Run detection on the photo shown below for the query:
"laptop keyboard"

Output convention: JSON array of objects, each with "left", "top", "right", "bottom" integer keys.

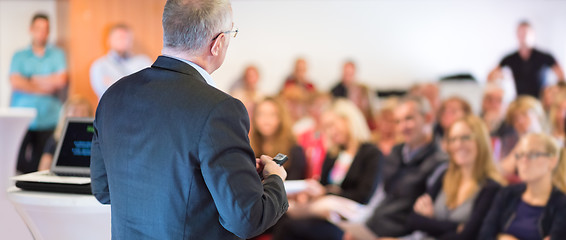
[{"left": 56, "top": 172, "right": 90, "bottom": 178}]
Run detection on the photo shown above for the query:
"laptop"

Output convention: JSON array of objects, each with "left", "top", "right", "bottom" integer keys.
[{"left": 13, "top": 117, "right": 95, "bottom": 194}]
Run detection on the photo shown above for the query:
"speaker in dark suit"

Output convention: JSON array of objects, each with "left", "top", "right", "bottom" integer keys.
[{"left": 90, "top": 1, "right": 288, "bottom": 239}]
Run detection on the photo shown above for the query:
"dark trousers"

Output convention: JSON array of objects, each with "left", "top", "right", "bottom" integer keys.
[
  {"left": 272, "top": 217, "right": 344, "bottom": 240},
  {"left": 16, "top": 129, "right": 53, "bottom": 174}
]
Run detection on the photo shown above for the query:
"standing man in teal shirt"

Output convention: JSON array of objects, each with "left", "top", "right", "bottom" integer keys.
[{"left": 9, "top": 13, "right": 68, "bottom": 174}]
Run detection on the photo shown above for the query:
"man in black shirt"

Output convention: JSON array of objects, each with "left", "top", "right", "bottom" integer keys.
[
  {"left": 488, "top": 21, "right": 564, "bottom": 98},
  {"left": 330, "top": 61, "right": 357, "bottom": 98}
]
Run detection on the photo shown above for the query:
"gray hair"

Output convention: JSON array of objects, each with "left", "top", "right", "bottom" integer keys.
[
  {"left": 162, "top": 0, "right": 232, "bottom": 55},
  {"left": 399, "top": 95, "right": 432, "bottom": 116}
]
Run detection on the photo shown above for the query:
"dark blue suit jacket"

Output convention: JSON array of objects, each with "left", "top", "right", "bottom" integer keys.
[{"left": 91, "top": 56, "right": 288, "bottom": 239}]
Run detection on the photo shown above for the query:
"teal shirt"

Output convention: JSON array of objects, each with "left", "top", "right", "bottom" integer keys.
[{"left": 9, "top": 45, "right": 67, "bottom": 130}]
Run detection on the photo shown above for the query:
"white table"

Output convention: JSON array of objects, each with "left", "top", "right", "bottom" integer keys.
[
  {"left": 8, "top": 187, "right": 111, "bottom": 240},
  {"left": 1, "top": 108, "right": 36, "bottom": 240}
]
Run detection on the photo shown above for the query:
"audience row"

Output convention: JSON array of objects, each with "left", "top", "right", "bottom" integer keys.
[{"left": 237, "top": 91, "right": 566, "bottom": 240}]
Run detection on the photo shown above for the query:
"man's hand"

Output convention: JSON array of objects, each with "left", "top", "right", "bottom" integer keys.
[
  {"left": 487, "top": 67, "right": 503, "bottom": 82},
  {"left": 10, "top": 72, "right": 67, "bottom": 95},
  {"left": 31, "top": 75, "right": 58, "bottom": 93},
  {"left": 31, "top": 72, "right": 67, "bottom": 93},
  {"left": 258, "top": 155, "right": 287, "bottom": 181},
  {"left": 413, "top": 194, "right": 434, "bottom": 218},
  {"left": 343, "top": 232, "right": 355, "bottom": 240},
  {"left": 305, "top": 179, "right": 326, "bottom": 198}
]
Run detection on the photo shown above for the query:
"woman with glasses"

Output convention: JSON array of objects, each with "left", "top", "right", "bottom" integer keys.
[
  {"left": 479, "top": 133, "right": 566, "bottom": 240},
  {"left": 498, "top": 96, "right": 548, "bottom": 182},
  {"left": 407, "top": 115, "right": 505, "bottom": 240}
]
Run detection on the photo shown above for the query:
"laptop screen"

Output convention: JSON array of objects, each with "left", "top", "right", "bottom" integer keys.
[{"left": 53, "top": 118, "right": 94, "bottom": 171}]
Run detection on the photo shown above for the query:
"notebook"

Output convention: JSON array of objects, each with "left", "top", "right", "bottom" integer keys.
[{"left": 13, "top": 117, "right": 95, "bottom": 194}]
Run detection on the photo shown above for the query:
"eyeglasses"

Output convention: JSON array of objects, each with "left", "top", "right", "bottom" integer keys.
[
  {"left": 447, "top": 134, "right": 473, "bottom": 144},
  {"left": 212, "top": 27, "right": 239, "bottom": 41},
  {"left": 514, "top": 151, "right": 553, "bottom": 161}
]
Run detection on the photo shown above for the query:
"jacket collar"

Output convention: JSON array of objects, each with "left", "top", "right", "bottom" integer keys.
[
  {"left": 399, "top": 140, "right": 440, "bottom": 166},
  {"left": 151, "top": 55, "right": 207, "bottom": 84}
]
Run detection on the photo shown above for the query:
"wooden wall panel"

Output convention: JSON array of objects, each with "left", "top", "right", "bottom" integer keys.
[{"left": 63, "top": 0, "right": 166, "bottom": 109}]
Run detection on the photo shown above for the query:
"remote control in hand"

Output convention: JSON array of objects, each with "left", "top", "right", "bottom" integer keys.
[{"left": 273, "top": 153, "right": 288, "bottom": 166}]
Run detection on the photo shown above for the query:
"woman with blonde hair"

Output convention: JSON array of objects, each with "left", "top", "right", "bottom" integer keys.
[
  {"left": 549, "top": 94, "right": 566, "bottom": 146},
  {"left": 315, "top": 98, "right": 381, "bottom": 201},
  {"left": 273, "top": 99, "right": 383, "bottom": 240},
  {"left": 38, "top": 95, "right": 94, "bottom": 170},
  {"left": 499, "top": 95, "right": 548, "bottom": 181},
  {"left": 408, "top": 115, "right": 505, "bottom": 240},
  {"left": 505, "top": 96, "right": 549, "bottom": 135},
  {"left": 250, "top": 96, "right": 306, "bottom": 180},
  {"left": 479, "top": 133, "right": 566, "bottom": 240},
  {"left": 347, "top": 84, "right": 377, "bottom": 131}
]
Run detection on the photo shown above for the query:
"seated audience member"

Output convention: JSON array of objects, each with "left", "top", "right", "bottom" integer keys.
[
  {"left": 38, "top": 95, "right": 94, "bottom": 170},
  {"left": 250, "top": 97, "right": 307, "bottom": 180},
  {"left": 498, "top": 96, "right": 548, "bottom": 180},
  {"left": 348, "top": 83, "right": 377, "bottom": 131},
  {"left": 329, "top": 61, "right": 377, "bottom": 130},
  {"left": 433, "top": 96, "right": 472, "bottom": 143},
  {"left": 479, "top": 133, "right": 566, "bottom": 240},
  {"left": 90, "top": 24, "right": 151, "bottom": 98},
  {"left": 280, "top": 84, "right": 312, "bottom": 137},
  {"left": 273, "top": 99, "right": 382, "bottom": 240},
  {"left": 541, "top": 84, "right": 566, "bottom": 114},
  {"left": 312, "top": 98, "right": 382, "bottom": 204},
  {"left": 357, "top": 96, "right": 448, "bottom": 239},
  {"left": 281, "top": 96, "right": 448, "bottom": 240},
  {"left": 297, "top": 92, "right": 332, "bottom": 180},
  {"left": 280, "top": 58, "right": 316, "bottom": 95},
  {"left": 549, "top": 94, "right": 566, "bottom": 146},
  {"left": 481, "top": 84, "right": 507, "bottom": 135},
  {"left": 229, "top": 65, "right": 263, "bottom": 118},
  {"left": 330, "top": 60, "right": 357, "bottom": 98},
  {"left": 407, "top": 115, "right": 505, "bottom": 240},
  {"left": 372, "top": 97, "right": 401, "bottom": 157},
  {"left": 409, "top": 83, "right": 441, "bottom": 120}
]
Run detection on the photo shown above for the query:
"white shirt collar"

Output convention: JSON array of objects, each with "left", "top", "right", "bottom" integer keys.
[{"left": 164, "top": 55, "right": 217, "bottom": 88}]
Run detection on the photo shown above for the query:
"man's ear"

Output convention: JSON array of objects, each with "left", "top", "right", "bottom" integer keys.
[{"left": 210, "top": 34, "right": 224, "bottom": 56}]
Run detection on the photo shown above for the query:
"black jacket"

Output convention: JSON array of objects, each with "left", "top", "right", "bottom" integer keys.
[
  {"left": 407, "top": 175, "right": 502, "bottom": 240},
  {"left": 478, "top": 183, "right": 566, "bottom": 240},
  {"left": 91, "top": 56, "right": 288, "bottom": 239},
  {"left": 365, "top": 141, "right": 448, "bottom": 237},
  {"left": 320, "top": 143, "right": 382, "bottom": 204}
]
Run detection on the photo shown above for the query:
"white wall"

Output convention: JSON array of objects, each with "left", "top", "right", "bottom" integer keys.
[
  {"left": 0, "top": 0, "right": 58, "bottom": 108},
  {"left": 1, "top": 0, "right": 565, "bottom": 108},
  {"left": 213, "top": 0, "right": 566, "bottom": 95}
]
